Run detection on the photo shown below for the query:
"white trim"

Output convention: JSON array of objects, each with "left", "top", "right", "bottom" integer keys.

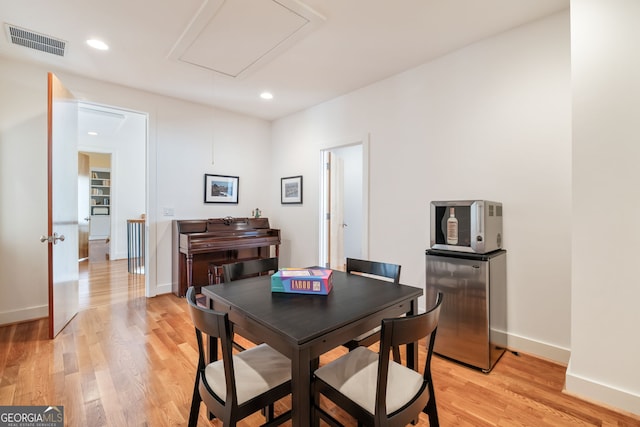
[
  {"left": 361, "top": 133, "right": 370, "bottom": 258},
  {"left": 507, "top": 332, "right": 571, "bottom": 364},
  {"left": 0, "top": 305, "right": 48, "bottom": 325},
  {"left": 145, "top": 109, "right": 155, "bottom": 297},
  {"left": 318, "top": 150, "right": 329, "bottom": 267},
  {"left": 565, "top": 365, "right": 640, "bottom": 416},
  {"left": 155, "top": 282, "right": 172, "bottom": 296}
]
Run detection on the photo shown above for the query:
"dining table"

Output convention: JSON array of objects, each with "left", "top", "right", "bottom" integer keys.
[{"left": 200, "top": 269, "right": 423, "bottom": 426}]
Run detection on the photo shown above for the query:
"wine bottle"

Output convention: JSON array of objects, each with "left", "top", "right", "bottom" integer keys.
[{"left": 447, "top": 207, "right": 458, "bottom": 245}]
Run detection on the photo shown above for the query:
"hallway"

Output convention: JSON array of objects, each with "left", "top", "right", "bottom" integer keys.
[{"left": 79, "top": 259, "right": 144, "bottom": 310}]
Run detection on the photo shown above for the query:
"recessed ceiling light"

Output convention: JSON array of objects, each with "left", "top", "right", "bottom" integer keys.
[
  {"left": 260, "top": 92, "right": 274, "bottom": 100},
  {"left": 86, "top": 39, "right": 109, "bottom": 51},
  {"left": 88, "top": 131, "right": 98, "bottom": 136}
]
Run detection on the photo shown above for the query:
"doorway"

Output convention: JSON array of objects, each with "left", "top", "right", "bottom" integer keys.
[
  {"left": 320, "top": 137, "right": 369, "bottom": 269},
  {"left": 78, "top": 152, "right": 90, "bottom": 261},
  {"left": 77, "top": 102, "right": 147, "bottom": 299},
  {"left": 78, "top": 151, "right": 112, "bottom": 263}
]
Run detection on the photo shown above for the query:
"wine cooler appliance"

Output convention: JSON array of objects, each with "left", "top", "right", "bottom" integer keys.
[{"left": 425, "top": 249, "right": 507, "bottom": 372}]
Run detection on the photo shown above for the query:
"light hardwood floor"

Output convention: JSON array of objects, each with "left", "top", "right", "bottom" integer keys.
[{"left": 1, "top": 259, "right": 638, "bottom": 426}]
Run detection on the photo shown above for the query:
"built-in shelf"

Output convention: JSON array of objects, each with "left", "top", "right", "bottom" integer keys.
[{"left": 90, "top": 168, "right": 110, "bottom": 215}]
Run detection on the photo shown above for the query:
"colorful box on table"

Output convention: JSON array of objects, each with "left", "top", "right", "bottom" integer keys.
[{"left": 271, "top": 268, "right": 333, "bottom": 295}]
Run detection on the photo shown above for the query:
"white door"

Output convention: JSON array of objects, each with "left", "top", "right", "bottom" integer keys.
[
  {"left": 334, "top": 145, "right": 363, "bottom": 262},
  {"left": 46, "top": 72, "right": 79, "bottom": 338},
  {"left": 320, "top": 140, "right": 368, "bottom": 269},
  {"left": 329, "top": 153, "right": 345, "bottom": 269}
]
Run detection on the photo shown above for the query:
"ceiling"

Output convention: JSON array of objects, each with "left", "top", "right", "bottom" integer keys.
[{"left": 1, "top": 0, "right": 568, "bottom": 121}]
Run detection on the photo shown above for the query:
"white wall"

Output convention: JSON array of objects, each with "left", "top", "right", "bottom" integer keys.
[
  {"left": 0, "top": 62, "right": 48, "bottom": 322},
  {"left": 568, "top": 0, "right": 640, "bottom": 414},
  {"left": 272, "top": 12, "right": 572, "bottom": 361},
  {"left": 153, "top": 100, "right": 272, "bottom": 293},
  {"left": 0, "top": 58, "right": 271, "bottom": 323}
]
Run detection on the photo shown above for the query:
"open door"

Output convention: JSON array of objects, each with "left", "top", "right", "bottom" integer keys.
[
  {"left": 45, "top": 72, "right": 79, "bottom": 338},
  {"left": 320, "top": 140, "right": 368, "bottom": 270},
  {"left": 329, "top": 153, "right": 345, "bottom": 270}
]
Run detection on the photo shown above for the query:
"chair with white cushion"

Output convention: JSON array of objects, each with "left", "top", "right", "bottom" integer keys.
[
  {"left": 312, "top": 291, "right": 443, "bottom": 427},
  {"left": 185, "top": 287, "right": 292, "bottom": 427}
]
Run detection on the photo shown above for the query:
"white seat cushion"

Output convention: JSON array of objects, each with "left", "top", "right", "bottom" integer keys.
[
  {"left": 314, "top": 346, "right": 424, "bottom": 414},
  {"left": 204, "top": 343, "right": 291, "bottom": 404}
]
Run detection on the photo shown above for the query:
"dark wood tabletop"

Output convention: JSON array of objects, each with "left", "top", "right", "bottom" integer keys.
[{"left": 201, "top": 269, "right": 423, "bottom": 426}]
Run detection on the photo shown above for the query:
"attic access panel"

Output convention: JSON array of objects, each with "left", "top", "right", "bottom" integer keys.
[{"left": 169, "top": 0, "right": 324, "bottom": 78}]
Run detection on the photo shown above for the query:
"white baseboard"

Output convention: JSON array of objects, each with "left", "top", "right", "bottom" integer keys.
[
  {"left": 507, "top": 332, "right": 571, "bottom": 364},
  {"left": 155, "top": 282, "right": 172, "bottom": 296},
  {"left": 565, "top": 365, "right": 640, "bottom": 416},
  {"left": 1, "top": 282, "right": 175, "bottom": 326},
  {"left": 505, "top": 333, "right": 640, "bottom": 416},
  {"left": 0, "top": 304, "right": 47, "bottom": 326}
]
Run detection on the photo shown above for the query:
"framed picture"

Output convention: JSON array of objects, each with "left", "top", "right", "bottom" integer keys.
[
  {"left": 204, "top": 174, "right": 239, "bottom": 204},
  {"left": 281, "top": 175, "right": 303, "bottom": 204}
]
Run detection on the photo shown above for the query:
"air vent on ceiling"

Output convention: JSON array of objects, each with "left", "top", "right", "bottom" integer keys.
[{"left": 5, "top": 24, "right": 66, "bottom": 56}]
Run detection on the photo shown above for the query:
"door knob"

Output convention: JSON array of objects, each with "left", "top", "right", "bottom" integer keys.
[{"left": 40, "top": 232, "right": 66, "bottom": 244}]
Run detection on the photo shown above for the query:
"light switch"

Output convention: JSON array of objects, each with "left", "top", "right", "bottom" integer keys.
[{"left": 163, "top": 207, "right": 174, "bottom": 216}]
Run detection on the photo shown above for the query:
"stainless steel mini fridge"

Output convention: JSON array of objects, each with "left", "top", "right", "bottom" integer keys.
[{"left": 425, "top": 249, "right": 507, "bottom": 372}]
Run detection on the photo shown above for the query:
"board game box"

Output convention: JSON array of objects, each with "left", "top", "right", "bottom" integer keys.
[{"left": 271, "top": 268, "right": 333, "bottom": 295}]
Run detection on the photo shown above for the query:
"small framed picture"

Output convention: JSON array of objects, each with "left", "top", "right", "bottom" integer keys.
[
  {"left": 204, "top": 174, "right": 239, "bottom": 204},
  {"left": 281, "top": 175, "right": 303, "bottom": 204}
]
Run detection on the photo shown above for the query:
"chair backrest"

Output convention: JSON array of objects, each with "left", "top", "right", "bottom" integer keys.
[
  {"left": 375, "top": 291, "right": 443, "bottom": 426},
  {"left": 185, "top": 287, "right": 238, "bottom": 407},
  {"left": 346, "top": 258, "right": 401, "bottom": 284},
  {"left": 222, "top": 257, "right": 279, "bottom": 282}
]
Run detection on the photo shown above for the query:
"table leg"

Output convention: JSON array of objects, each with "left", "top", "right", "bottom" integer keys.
[
  {"left": 206, "top": 297, "right": 219, "bottom": 364},
  {"left": 291, "top": 348, "right": 312, "bottom": 426},
  {"left": 310, "top": 356, "right": 320, "bottom": 427}
]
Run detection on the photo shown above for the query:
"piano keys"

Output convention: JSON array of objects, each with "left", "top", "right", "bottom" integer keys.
[{"left": 172, "top": 217, "right": 281, "bottom": 297}]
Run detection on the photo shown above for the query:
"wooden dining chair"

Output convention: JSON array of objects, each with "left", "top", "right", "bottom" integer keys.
[
  {"left": 312, "top": 292, "right": 444, "bottom": 427},
  {"left": 222, "top": 257, "right": 279, "bottom": 282},
  {"left": 185, "top": 287, "right": 292, "bottom": 427},
  {"left": 343, "top": 258, "right": 402, "bottom": 357},
  {"left": 222, "top": 257, "right": 279, "bottom": 351}
]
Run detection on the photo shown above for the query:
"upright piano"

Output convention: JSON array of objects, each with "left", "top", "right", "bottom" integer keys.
[{"left": 172, "top": 217, "right": 281, "bottom": 297}]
